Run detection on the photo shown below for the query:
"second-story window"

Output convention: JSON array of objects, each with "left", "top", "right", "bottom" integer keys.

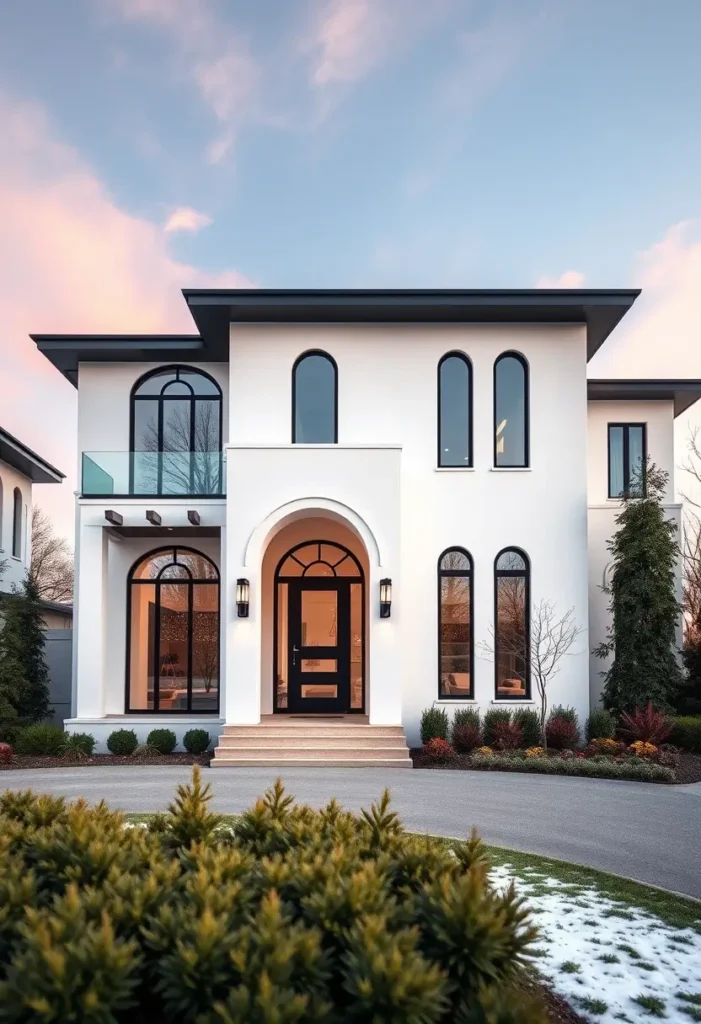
[
  {"left": 608, "top": 423, "right": 646, "bottom": 497},
  {"left": 292, "top": 351, "right": 338, "bottom": 443},
  {"left": 130, "top": 366, "right": 222, "bottom": 496},
  {"left": 12, "top": 487, "right": 22, "bottom": 558},
  {"left": 438, "top": 353, "right": 472, "bottom": 467},
  {"left": 494, "top": 352, "right": 529, "bottom": 467}
]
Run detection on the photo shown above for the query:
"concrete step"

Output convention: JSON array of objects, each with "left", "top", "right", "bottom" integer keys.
[
  {"left": 210, "top": 757, "right": 413, "bottom": 768},
  {"left": 216, "top": 735, "right": 409, "bottom": 749},
  {"left": 213, "top": 745, "right": 410, "bottom": 759},
  {"left": 221, "top": 726, "right": 405, "bottom": 738}
]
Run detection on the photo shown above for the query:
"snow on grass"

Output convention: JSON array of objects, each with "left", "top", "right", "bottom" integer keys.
[{"left": 490, "top": 864, "right": 701, "bottom": 1022}]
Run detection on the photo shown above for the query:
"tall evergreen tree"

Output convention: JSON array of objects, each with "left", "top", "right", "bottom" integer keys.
[
  {"left": 595, "top": 462, "right": 683, "bottom": 713},
  {"left": 0, "top": 575, "right": 51, "bottom": 723}
]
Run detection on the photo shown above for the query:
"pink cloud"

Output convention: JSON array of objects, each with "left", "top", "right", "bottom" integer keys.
[
  {"left": 164, "top": 206, "right": 213, "bottom": 233},
  {"left": 0, "top": 92, "right": 251, "bottom": 542},
  {"left": 536, "top": 270, "right": 586, "bottom": 288}
]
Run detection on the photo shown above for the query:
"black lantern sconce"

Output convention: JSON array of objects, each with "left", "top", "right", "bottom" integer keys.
[
  {"left": 379, "top": 578, "right": 392, "bottom": 618},
  {"left": 236, "top": 578, "right": 250, "bottom": 618}
]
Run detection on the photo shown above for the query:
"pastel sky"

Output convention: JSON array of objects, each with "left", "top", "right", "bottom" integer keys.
[{"left": 2, "top": 0, "right": 701, "bottom": 542}]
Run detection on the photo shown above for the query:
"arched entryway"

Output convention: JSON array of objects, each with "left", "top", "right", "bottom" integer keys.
[{"left": 273, "top": 540, "right": 365, "bottom": 713}]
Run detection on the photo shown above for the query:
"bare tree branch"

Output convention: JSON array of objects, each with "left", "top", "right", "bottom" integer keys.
[{"left": 30, "top": 508, "right": 74, "bottom": 604}]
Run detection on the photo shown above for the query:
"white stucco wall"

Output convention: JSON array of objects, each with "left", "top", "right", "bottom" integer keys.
[{"left": 0, "top": 461, "right": 32, "bottom": 591}]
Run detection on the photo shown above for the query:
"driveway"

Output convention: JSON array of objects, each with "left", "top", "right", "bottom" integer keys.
[{"left": 3, "top": 766, "right": 701, "bottom": 898}]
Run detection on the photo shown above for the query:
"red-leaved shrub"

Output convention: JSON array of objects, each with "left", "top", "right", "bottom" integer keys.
[
  {"left": 422, "top": 737, "right": 457, "bottom": 763},
  {"left": 452, "top": 724, "right": 482, "bottom": 754},
  {"left": 491, "top": 720, "right": 524, "bottom": 751},
  {"left": 619, "top": 702, "right": 672, "bottom": 745},
  {"left": 0, "top": 743, "right": 13, "bottom": 764},
  {"left": 545, "top": 716, "right": 579, "bottom": 750}
]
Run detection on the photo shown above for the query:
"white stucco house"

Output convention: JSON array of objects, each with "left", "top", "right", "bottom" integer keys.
[{"left": 32, "top": 289, "right": 701, "bottom": 765}]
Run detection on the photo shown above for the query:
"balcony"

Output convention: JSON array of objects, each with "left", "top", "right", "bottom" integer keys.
[{"left": 81, "top": 451, "right": 225, "bottom": 498}]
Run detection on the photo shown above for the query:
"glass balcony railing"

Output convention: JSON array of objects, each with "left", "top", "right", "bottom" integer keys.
[{"left": 81, "top": 452, "right": 225, "bottom": 497}]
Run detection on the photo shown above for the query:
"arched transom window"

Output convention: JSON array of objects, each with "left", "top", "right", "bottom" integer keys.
[
  {"left": 130, "top": 366, "right": 222, "bottom": 495},
  {"left": 494, "top": 548, "right": 530, "bottom": 699},
  {"left": 277, "top": 542, "right": 362, "bottom": 577},
  {"left": 438, "top": 548, "right": 473, "bottom": 698},
  {"left": 127, "top": 547, "right": 219, "bottom": 714}
]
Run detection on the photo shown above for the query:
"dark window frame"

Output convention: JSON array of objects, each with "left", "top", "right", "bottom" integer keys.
[
  {"left": 128, "top": 365, "right": 223, "bottom": 497},
  {"left": 11, "top": 487, "right": 22, "bottom": 558},
  {"left": 494, "top": 546, "right": 531, "bottom": 700},
  {"left": 273, "top": 540, "right": 364, "bottom": 714},
  {"left": 437, "top": 546, "right": 474, "bottom": 700},
  {"left": 493, "top": 351, "right": 530, "bottom": 468},
  {"left": 291, "top": 350, "right": 339, "bottom": 444},
  {"left": 607, "top": 422, "right": 647, "bottom": 498},
  {"left": 125, "top": 545, "right": 220, "bottom": 715},
  {"left": 437, "top": 352, "right": 473, "bottom": 468}
]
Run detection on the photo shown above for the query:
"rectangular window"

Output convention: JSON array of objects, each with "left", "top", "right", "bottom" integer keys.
[{"left": 608, "top": 423, "right": 646, "bottom": 497}]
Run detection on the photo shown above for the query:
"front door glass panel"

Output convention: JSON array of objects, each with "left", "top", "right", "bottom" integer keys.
[{"left": 301, "top": 590, "right": 337, "bottom": 648}]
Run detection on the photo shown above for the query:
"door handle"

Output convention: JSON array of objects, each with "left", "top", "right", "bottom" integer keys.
[{"left": 292, "top": 644, "right": 300, "bottom": 667}]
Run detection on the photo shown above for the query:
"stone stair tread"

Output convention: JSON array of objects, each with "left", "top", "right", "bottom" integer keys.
[{"left": 210, "top": 758, "right": 413, "bottom": 768}]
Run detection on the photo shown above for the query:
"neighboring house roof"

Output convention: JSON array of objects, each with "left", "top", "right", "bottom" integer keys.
[
  {"left": 0, "top": 427, "right": 64, "bottom": 483},
  {"left": 587, "top": 379, "right": 701, "bottom": 417},
  {"left": 37, "top": 598, "right": 73, "bottom": 617},
  {"left": 32, "top": 288, "right": 640, "bottom": 383}
]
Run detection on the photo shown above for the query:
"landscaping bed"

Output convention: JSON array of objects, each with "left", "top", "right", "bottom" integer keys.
[{"left": 0, "top": 751, "right": 211, "bottom": 770}]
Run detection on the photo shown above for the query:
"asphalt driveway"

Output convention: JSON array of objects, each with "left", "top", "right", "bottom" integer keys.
[{"left": 3, "top": 765, "right": 701, "bottom": 898}]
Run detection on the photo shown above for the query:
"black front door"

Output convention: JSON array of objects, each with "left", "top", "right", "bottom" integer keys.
[{"left": 287, "top": 578, "right": 350, "bottom": 713}]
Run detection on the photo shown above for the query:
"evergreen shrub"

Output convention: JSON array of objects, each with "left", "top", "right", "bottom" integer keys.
[
  {"left": 60, "top": 733, "right": 96, "bottom": 759},
  {"left": 586, "top": 708, "right": 616, "bottom": 743},
  {"left": 669, "top": 716, "right": 701, "bottom": 753},
  {"left": 183, "top": 728, "right": 210, "bottom": 754},
  {"left": 146, "top": 728, "right": 177, "bottom": 754},
  {"left": 452, "top": 707, "right": 480, "bottom": 730},
  {"left": 483, "top": 707, "right": 512, "bottom": 746},
  {"left": 15, "top": 723, "right": 65, "bottom": 756},
  {"left": 0, "top": 768, "right": 547, "bottom": 1022},
  {"left": 107, "top": 729, "right": 139, "bottom": 755},
  {"left": 513, "top": 708, "right": 542, "bottom": 747},
  {"left": 420, "top": 706, "right": 449, "bottom": 743}
]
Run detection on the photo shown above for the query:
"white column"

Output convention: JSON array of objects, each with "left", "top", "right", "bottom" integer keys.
[
  {"left": 74, "top": 519, "right": 107, "bottom": 718},
  {"left": 368, "top": 564, "right": 403, "bottom": 725}
]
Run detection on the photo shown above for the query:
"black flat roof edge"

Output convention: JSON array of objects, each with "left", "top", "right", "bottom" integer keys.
[
  {"left": 587, "top": 379, "right": 701, "bottom": 417},
  {"left": 183, "top": 287, "right": 641, "bottom": 301},
  {"left": 0, "top": 427, "right": 65, "bottom": 482}
]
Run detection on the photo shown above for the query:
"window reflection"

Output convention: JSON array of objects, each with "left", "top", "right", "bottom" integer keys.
[
  {"left": 293, "top": 352, "right": 337, "bottom": 443},
  {"left": 495, "top": 548, "right": 529, "bottom": 699},
  {"left": 438, "top": 548, "right": 472, "bottom": 698},
  {"left": 495, "top": 354, "right": 528, "bottom": 467},
  {"left": 438, "top": 354, "right": 472, "bottom": 466}
]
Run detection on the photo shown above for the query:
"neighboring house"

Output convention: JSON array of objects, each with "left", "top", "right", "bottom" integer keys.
[
  {"left": 0, "top": 427, "right": 64, "bottom": 592},
  {"left": 38, "top": 599, "right": 73, "bottom": 630},
  {"left": 32, "top": 290, "right": 701, "bottom": 764}
]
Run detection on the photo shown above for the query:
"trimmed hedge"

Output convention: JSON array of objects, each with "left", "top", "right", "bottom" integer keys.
[
  {"left": 60, "top": 733, "right": 96, "bottom": 758},
  {"left": 513, "top": 708, "right": 541, "bottom": 748},
  {"left": 586, "top": 708, "right": 616, "bottom": 743},
  {"left": 0, "top": 768, "right": 547, "bottom": 1022},
  {"left": 452, "top": 707, "right": 480, "bottom": 731},
  {"left": 483, "top": 708, "right": 513, "bottom": 746},
  {"left": 107, "top": 729, "right": 139, "bottom": 755},
  {"left": 669, "top": 716, "right": 701, "bottom": 753},
  {"left": 467, "top": 753, "right": 673, "bottom": 783},
  {"left": 420, "top": 706, "right": 449, "bottom": 743},
  {"left": 15, "top": 724, "right": 65, "bottom": 756},
  {"left": 183, "top": 728, "right": 210, "bottom": 754},
  {"left": 146, "top": 728, "right": 177, "bottom": 754}
]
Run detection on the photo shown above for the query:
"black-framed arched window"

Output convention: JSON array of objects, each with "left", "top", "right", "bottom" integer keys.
[
  {"left": 438, "top": 353, "right": 473, "bottom": 467},
  {"left": 126, "top": 547, "right": 220, "bottom": 714},
  {"left": 130, "top": 366, "right": 223, "bottom": 496},
  {"left": 292, "top": 351, "right": 338, "bottom": 443},
  {"left": 0, "top": 476, "right": 4, "bottom": 551},
  {"left": 438, "top": 548, "right": 473, "bottom": 698},
  {"left": 494, "top": 548, "right": 530, "bottom": 699},
  {"left": 12, "top": 487, "right": 22, "bottom": 559},
  {"left": 494, "top": 352, "right": 529, "bottom": 467}
]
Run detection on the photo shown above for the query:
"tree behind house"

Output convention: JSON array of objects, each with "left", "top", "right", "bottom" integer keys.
[
  {"left": 30, "top": 507, "right": 74, "bottom": 604},
  {"left": 595, "top": 462, "right": 683, "bottom": 714},
  {"left": 0, "top": 575, "right": 51, "bottom": 724}
]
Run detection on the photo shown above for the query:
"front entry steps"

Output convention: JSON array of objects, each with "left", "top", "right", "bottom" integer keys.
[{"left": 210, "top": 716, "right": 413, "bottom": 768}]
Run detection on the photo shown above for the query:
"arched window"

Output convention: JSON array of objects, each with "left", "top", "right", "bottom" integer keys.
[
  {"left": 438, "top": 548, "right": 473, "bottom": 698},
  {"left": 292, "top": 351, "right": 337, "bottom": 443},
  {"left": 494, "top": 548, "right": 530, "bottom": 699},
  {"left": 438, "top": 353, "right": 473, "bottom": 467},
  {"left": 130, "top": 366, "right": 222, "bottom": 496},
  {"left": 126, "top": 547, "right": 219, "bottom": 713},
  {"left": 12, "top": 488, "right": 22, "bottom": 559},
  {"left": 494, "top": 353, "right": 528, "bottom": 467},
  {"left": 0, "top": 476, "right": 4, "bottom": 550}
]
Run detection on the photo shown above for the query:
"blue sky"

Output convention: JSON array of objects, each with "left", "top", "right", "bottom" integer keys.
[{"left": 1, "top": 0, "right": 700, "bottom": 537}]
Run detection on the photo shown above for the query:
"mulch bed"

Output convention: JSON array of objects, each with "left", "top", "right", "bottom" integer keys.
[
  {"left": 410, "top": 749, "right": 701, "bottom": 784},
  {"left": 539, "top": 984, "right": 588, "bottom": 1024},
  {"left": 0, "top": 753, "right": 211, "bottom": 770}
]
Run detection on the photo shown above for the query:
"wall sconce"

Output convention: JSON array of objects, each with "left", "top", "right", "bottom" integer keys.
[
  {"left": 380, "top": 578, "right": 392, "bottom": 618},
  {"left": 236, "top": 578, "right": 250, "bottom": 618}
]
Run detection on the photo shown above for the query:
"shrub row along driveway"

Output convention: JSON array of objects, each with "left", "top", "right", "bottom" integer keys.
[{"left": 4, "top": 765, "right": 701, "bottom": 898}]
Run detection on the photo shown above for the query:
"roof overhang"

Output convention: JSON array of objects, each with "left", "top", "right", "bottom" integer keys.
[
  {"left": 587, "top": 379, "right": 701, "bottom": 417},
  {"left": 183, "top": 288, "right": 640, "bottom": 361},
  {"left": 30, "top": 335, "right": 205, "bottom": 386},
  {"left": 0, "top": 428, "right": 64, "bottom": 483}
]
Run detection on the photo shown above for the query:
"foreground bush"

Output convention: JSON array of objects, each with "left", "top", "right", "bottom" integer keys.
[
  {"left": 107, "top": 728, "right": 139, "bottom": 755},
  {"left": 452, "top": 707, "right": 480, "bottom": 731},
  {"left": 60, "top": 732, "right": 96, "bottom": 759},
  {"left": 468, "top": 753, "right": 673, "bottom": 783},
  {"left": 420, "top": 706, "right": 449, "bottom": 743},
  {"left": 513, "top": 708, "right": 541, "bottom": 748},
  {"left": 619, "top": 702, "right": 672, "bottom": 745},
  {"left": 483, "top": 707, "right": 512, "bottom": 746},
  {"left": 0, "top": 742, "right": 12, "bottom": 763},
  {"left": 146, "top": 728, "right": 177, "bottom": 754},
  {"left": 544, "top": 715, "right": 579, "bottom": 751},
  {"left": 669, "top": 715, "right": 701, "bottom": 753},
  {"left": 421, "top": 737, "right": 457, "bottom": 763},
  {"left": 586, "top": 707, "right": 616, "bottom": 743},
  {"left": 15, "top": 723, "right": 65, "bottom": 756},
  {"left": 491, "top": 720, "right": 524, "bottom": 751},
  {"left": 183, "top": 728, "right": 210, "bottom": 753},
  {"left": 0, "top": 768, "right": 546, "bottom": 1023},
  {"left": 452, "top": 723, "right": 481, "bottom": 753}
]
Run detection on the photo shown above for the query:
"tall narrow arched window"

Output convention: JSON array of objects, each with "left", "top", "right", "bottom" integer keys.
[
  {"left": 126, "top": 547, "right": 220, "bottom": 714},
  {"left": 438, "top": 353, "right": 473, "bottom": 467},
  {"left": 494, "top": 353, "right": 528, "bottom": 467},
  {"left": 12, "top": 488, "right": 22, "bottom": 559},
  {"left": 494, "top": 548, "right": 530, "bottom": 699},
  {"left": 438, "top": 548, "right": 473, "bottom": 698},
  {"left": 130, "top": 366, "right": 223, "bottom": 496},
  {"left": 0, "top": 476, "right": 4, "bottom": 550},
  {"left": 292, "top": 351, "right": 338, "bottom": 443}
]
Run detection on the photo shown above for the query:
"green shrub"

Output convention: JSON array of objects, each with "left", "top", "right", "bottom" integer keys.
[
  {"left": 183, "top": 728, "right": 210, "bottom": 754},
  {"left": 0, "top": 768, "right": 547, "bottom": 1022},
  {"left": 420, "top": 706, "right": 449, "bottom": 743},
  {"left": 15, "top": 723, "right": 65, "bottom": 756},
  {"left": 483, "top": 707, "right": 512, "bottom": 746},
  {"left": 586, "top": 707, "right": 616, "bottom": 743},
  {"left": 513, "top": 708, "right": 541, "bottom": 747},
  {"left": 146, "top": 728, "right": 177, "bottom": 754},
  {"left": 469, "top": 754, "right": 673, "bottom": 783},
  {"left": 452, "top": 707, "right": 480, "bottom": 730},
  {"left": 669, "top": 716, "right": 701, "bottom": 753},
  {"left": 60, "top": 733, "right": 96, "bottom": 759},
  {"left": 106, "top": 729, "right": 138, "bottom": 755}
]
